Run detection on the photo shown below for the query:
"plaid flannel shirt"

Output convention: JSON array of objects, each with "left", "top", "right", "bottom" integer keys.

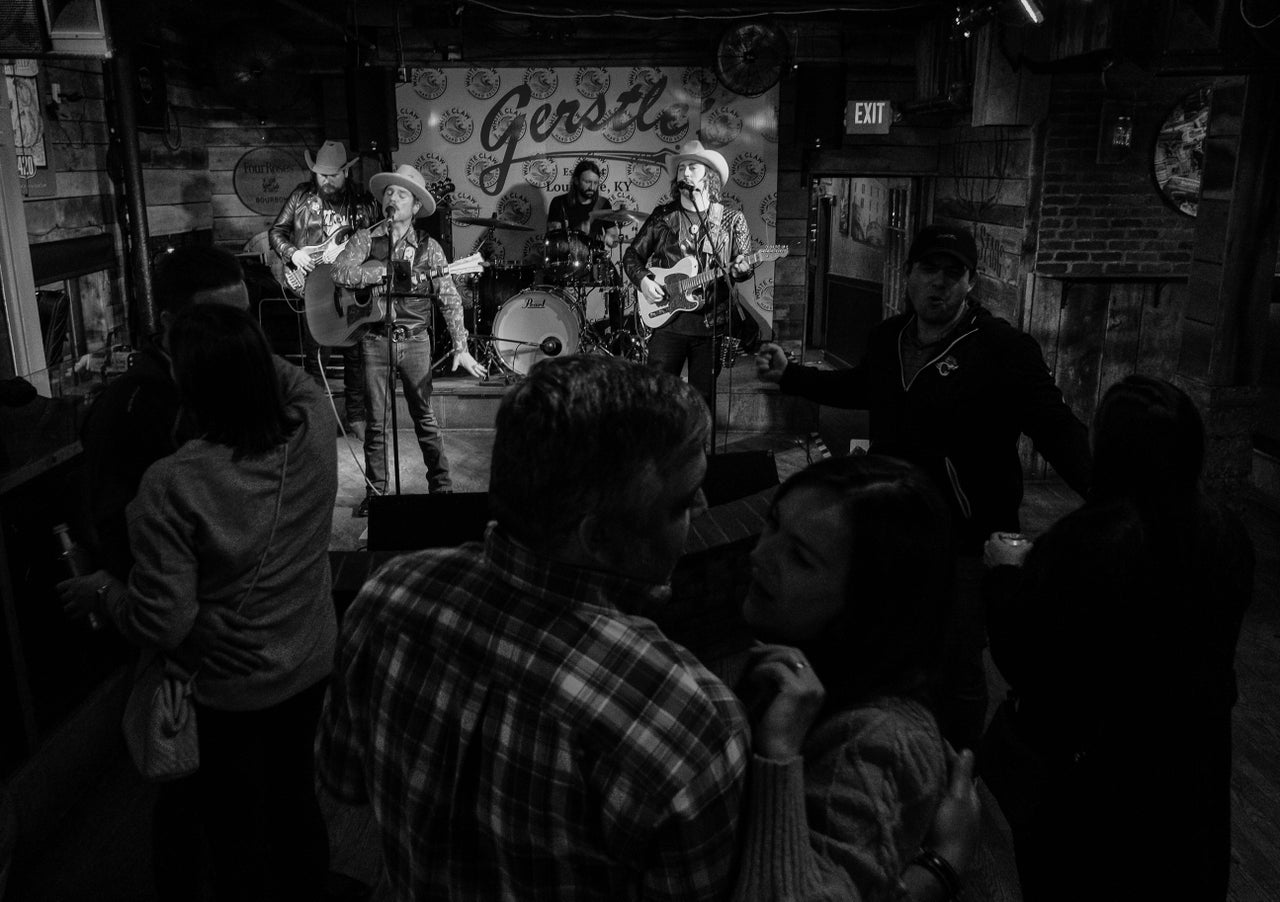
[{"left": 316, "top": 525, "right": 750, "bottom": 901}]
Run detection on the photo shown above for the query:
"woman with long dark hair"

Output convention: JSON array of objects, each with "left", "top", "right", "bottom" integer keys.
[
  {"left": 983, "top": 375, "right": 1254, "bottom": 901},
  {"left": 61, "top": 304, "right": 338, "bottom": 901},
  {"left": 732, "top": 455, "right": 978, "bottom": 901}
]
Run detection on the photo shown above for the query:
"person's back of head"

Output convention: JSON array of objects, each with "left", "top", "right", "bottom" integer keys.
[
  {"left": 153, "top": 245, "right": 249, "bottom": 319},
  {"left": 1091, "top": 375, "right": 1203, "bottom": 508},
  {"left": 489, "top": 355, "right": 709, "bottom": 555},
  {"left": 167, "top": 304, "right": 291, "bottom": 458},
  {"left": 778, "top": 455, "right": 954, "bottom": 711}
]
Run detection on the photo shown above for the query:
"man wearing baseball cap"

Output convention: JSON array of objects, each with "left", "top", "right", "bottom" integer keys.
[
  {"left": 756, "top": 221, "right": 1092, "bottom": 754},
  {"left": 331, "top": 163, "right": 487, "bottom": 518},
  {"left": 269, "top": 140, "right": 379, "bottom": 439}
]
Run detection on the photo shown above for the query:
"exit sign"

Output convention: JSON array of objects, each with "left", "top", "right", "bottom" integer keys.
[{"left": 845, "top": 100, "right": 892, "bottom": 134}]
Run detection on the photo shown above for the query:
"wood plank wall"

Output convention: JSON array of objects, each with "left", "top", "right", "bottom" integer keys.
[{"left": 1019, "top": 275, "right": 1187, "bottom": 478}]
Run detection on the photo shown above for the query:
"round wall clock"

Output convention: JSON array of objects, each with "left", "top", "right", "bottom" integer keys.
[{"left": 1152, "top": 86, "right": 1211, "bottom": 217}]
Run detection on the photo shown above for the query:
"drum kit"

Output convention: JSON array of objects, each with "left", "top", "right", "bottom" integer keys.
[{"left": 453, "top": 209, "right": 650, "bottom": 380}]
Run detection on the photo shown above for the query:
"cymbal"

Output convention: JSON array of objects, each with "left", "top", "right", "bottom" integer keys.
[
  {"left": 588, "top": 209, "right": 647, "bottom": 225},
  {"left": 454, "top": 215, "right": 535, "bottom": 231}
]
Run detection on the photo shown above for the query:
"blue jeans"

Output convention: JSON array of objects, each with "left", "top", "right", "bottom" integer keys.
[{"left": 363, "top": 328, "right": 451, "bottom": 494}]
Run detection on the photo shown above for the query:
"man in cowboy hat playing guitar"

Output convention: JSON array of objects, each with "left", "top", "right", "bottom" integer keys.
[
  {"left": 331, "top": 163, "right": 487, "bottom": 517},
  {"left": 269, "top": 140, "right": 378, "bottom": 439},
  {"left": 622, "top": 140, "right": 758, "bottom": 407}
]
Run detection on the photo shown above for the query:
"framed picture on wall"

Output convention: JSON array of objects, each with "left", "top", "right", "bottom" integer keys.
[{"left": 1152, "top": 86, "right": 1210, "bottom": 217}]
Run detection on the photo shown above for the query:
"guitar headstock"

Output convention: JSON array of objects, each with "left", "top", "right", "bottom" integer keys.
[
  {"left": 447, "top": 252, "right": 486, "bottom": 276},
  {"left": 753, "top": 244, "right": 791, "bottom": 263}
]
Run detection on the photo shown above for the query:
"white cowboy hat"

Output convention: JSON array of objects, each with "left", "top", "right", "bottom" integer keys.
[
  {"left": 667, "top": 139, "right": 729, "bottom": 185},
  {"left": 304, "top": 140, "right": 358, "bottom": 176},
  {"left": 369, "top": 164, "right": 437, "bottom": 218}
]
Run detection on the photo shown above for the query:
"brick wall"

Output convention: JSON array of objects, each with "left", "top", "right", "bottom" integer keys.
[{"left": 1035, "top": 73, "right": 1205, "bottom": 277}]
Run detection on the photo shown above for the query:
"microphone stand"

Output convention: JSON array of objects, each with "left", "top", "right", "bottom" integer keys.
[
  {"left": 380, "top": 216, "right": 403, "bottom": 498},
  {"left": 687, "top": 188, "right": 729, "bottom": 455}
]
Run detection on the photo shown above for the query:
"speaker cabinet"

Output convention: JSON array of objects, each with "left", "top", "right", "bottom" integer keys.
[
  {"left": 703, "top": 450, "right": 779, "bottom": 507},
  {"left": 367, "top": 492, "right": 490, "bottom": 551},
  {"left": 347, "top": 66, "right": 397, "bottom": 154},
  {"left": 796, "top": 63, "right": 847, "bottom": 149}
]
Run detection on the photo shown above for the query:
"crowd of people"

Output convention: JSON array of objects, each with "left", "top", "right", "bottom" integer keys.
[{"left": 51, "top": 145, "right": 1255, "bottom": 902}]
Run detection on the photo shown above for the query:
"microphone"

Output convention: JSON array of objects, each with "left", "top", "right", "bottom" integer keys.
[
  {"left": 384, "top": 202, "right": 398, "bottom": 217},
  {"left": 539, "top": 336, "right": 563, "bottom": 356},
  {"left": 678, "top": 181, "right": 695, "bottom": 195}
]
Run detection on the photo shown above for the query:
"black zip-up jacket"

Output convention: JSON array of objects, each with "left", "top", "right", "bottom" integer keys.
[{"left": 779, "top": 301, "right": 1092, "bottom": 552}]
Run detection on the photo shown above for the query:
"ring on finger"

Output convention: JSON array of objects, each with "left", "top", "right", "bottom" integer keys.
[{"left": 788, "top": 658, "right": 806, "bottom": 673}]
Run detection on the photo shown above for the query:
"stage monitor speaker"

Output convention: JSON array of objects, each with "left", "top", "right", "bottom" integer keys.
[
  {"left": 347, "top": 66, "right": 397, "bottom": 154},
  {"left": 703, "top": 450, "right": 779, "bottom": 508},
  {"left": 796, "top": 63, "right": 846, "bottom": 149},
  {"left": 367, "top": 492, "right": 490, "bottom": 551}
]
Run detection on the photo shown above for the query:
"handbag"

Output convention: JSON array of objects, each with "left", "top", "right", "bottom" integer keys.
[{"left": 121, "top": 443, "right": 289, "bottom": 781}]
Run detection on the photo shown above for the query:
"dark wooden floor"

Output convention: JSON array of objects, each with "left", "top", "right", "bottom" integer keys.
[{"left": 6, "top": 440, "right": 1279, "bottom": 901}]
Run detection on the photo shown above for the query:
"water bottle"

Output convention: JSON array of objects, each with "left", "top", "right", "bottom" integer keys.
[{"left": 52, "top": 523, "right": 104, "bottom": 631}]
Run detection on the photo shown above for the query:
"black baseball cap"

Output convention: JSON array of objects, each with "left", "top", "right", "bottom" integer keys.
[{"left": 906, "top": 225, "right": 978, "bottom": 272}]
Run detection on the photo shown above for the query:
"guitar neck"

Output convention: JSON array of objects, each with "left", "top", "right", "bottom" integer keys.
[{"left": 679, "top": 251, "right": 771, "bottom": 292}]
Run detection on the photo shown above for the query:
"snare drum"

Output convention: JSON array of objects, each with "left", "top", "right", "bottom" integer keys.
[
  {"left": 490, "top": 287, "right": 583, "bottom": 375},
  {"left": 543, "top": 228, "right": 590, "bottom": 282}
]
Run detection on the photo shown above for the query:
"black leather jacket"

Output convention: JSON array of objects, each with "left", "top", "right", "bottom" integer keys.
[
  {"left": 622, "top": 200, "right": 752, "bottom": 331},
  {"left": 267, "top": 181, "right": 378, "bottom": 263}
]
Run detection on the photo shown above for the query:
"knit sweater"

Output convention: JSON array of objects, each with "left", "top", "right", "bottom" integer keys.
[
  {"left": 732, "top": 697, "right": 946, "bottom": 902},
  {"left": 109, "top": 358, "right": 338, "bottom": 711}
]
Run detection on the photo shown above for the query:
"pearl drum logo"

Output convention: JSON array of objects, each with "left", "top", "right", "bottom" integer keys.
[
  {"left": 467, "top": 153, "right": 501, "bottom": 192},
  {"left": 524, "top": 67, "right": 558, "bottom": 99},
  {"left": 414, "top": 153, "right": 449, "bottom": 185},
  {"left": 656, "top": 102, "right": 689, "bottom": 143},
  {"left": 576, "top": 67, "right": 610, "bottom": 98},
  {"left": 412, "top": 67, "right": 446, "bottom": 100},
  {"left": 702, "top": 106, "right": 743, "bottom": 148},
  {"left": 466, "top": 67, "right": 500, "bottom": 99},
  {"left": 523, "top": 156, "right": 558, "bottom": 189},
  {"left": 439, "top": 108, "right": 474, "bottom": 144},
  {"left": 731, "top": 153, "right": 766, "bottom": 188},
  {"left": 397, "top": 108, "right": 424, "bottom": 145},
  {"left": 628, "top": 158, "right": 664, "bottom": 188}
]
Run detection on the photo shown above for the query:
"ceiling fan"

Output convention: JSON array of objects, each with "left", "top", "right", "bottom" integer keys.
[{"left": 714, "top": 21, "right": 790, "bottom": 97}]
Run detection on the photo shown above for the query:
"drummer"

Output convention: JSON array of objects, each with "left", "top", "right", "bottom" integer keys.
[{"left": 547, "top": 159, "right": 620, "bottom": 254}]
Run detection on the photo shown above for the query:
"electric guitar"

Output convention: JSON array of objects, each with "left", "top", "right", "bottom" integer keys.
[
  {"left": 637, "top": 245, "right": 790, "bottom": 328},
  {"left": 280, "top": 226, "right": 356, "bottom": 294},
  {"left": 304, "top": 253, "right": 486, "bottom": 347}
]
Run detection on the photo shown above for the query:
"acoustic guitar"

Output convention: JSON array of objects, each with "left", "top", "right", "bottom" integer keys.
[
  {"left": 637, "top": 245, "right": 789, "bottom": 328},
  {"left": 304, "top": 253, "right": 486, "bottom": 347}
]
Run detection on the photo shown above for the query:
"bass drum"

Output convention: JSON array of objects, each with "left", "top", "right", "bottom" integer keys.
[{"left": 490, "top": 287, "right": 582, "bottom": 375}]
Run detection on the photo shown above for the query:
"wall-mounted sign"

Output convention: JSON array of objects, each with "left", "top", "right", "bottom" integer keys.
[
  {"left": 233, "top": 147, "right": 308, "bottom": 216},
  {"left": 1152, "top": 86, "right": 1209, "bottom": 218},
  {"left": 4, "top": 59, "right": 56, "bottom": 198},
  {"left": 845, "top": 100, "right": 891, "bottom": 135}
]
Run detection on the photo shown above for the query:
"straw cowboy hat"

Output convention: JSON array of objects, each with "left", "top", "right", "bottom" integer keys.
[
  {"left": 369, "top": 164, "right": 437, "bottom": 218},
  {"left": 667, "top": 139, "right": 729, "bottom": 185},
  {"left": 304, "top": 140, "right": 359, "bottom": 176}
]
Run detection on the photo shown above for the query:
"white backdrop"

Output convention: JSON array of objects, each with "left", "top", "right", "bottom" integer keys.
[{"left": 394, "top": 65, "right": 779, "bottom": 332}]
